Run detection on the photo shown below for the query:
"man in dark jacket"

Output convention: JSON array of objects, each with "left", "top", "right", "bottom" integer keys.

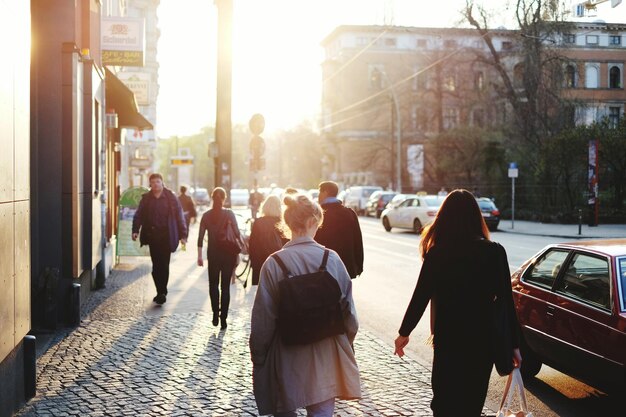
[
  {"left": 314, "top": 181, "right": 364, "bottom": 278},
  {"left": 178, "top": 185, "right": 197, "bottom": 228},
  {"left": 132, "top": 173, "right": 188, "bottom": 304}
]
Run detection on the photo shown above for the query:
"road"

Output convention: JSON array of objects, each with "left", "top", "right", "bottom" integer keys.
[{"left": 354, "top": 216, "right": 622, "bottom": 417}]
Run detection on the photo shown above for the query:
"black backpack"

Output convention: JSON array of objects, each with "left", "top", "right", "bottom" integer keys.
[{"left": 273, "top": 249, "right": 346, "bottom": 346}]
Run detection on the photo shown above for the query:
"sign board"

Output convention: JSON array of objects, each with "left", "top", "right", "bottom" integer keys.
[
  {"left": 508, "top": 162, "right": 519, "bottom": 178},
  {"left": 171, "top": 156, "right": 194, "bottom": 166},
  {"left": 101, "top": 17, "right": 145, "bottom": 66},
  {"left": 126, "top": 128, "right": 155, "bottom": 143},
  {"left": 117, "top": 72, "right": 151, "bottom": 105},
  {"left": 116, "top": 186, "right": 150, "bottom": 257}
]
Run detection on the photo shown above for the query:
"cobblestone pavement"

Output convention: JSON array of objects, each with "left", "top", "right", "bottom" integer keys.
[{"left": 17, "top": 237, "right": 493, "bottom": 416}]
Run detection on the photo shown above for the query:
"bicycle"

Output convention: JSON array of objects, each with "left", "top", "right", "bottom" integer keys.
[{"left": 234, "top": 215, "right": 253, "bottom": 287}]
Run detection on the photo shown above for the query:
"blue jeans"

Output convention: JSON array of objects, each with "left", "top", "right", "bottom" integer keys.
[{"left": 274, "top": 397, "right": 335, "bottom": 417}]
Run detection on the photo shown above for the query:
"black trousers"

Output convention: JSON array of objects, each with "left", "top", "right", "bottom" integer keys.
[
  {"left": 149, "top": 238, "right": 171, "bottom": 296},
  {"left": 207, "top": 255, "right": 237, "bottom": 319}
]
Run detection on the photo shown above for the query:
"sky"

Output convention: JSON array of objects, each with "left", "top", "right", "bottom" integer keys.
[{"left": 155, "top": 0, "right": 626, "bottom": 138}]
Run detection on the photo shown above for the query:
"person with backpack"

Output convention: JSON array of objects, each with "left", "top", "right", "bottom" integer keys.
[
  {"left": 248, "top": 194, "right": 288, "bottom": 286},
  {"left": 197, "top": 187, "right": 242, "bottom": 330},
  {"left": 249, "top": 194, "right": 361, "bottom": 417}
]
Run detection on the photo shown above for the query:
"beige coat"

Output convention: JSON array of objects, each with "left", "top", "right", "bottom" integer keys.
[{"left": 249, "top": 237, "right": 361, "bottom": 415}]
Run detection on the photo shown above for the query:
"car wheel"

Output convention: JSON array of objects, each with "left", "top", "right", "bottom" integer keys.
[
  {"left": 520, "top": 340, "right": 542, "bottom": 378},
  {"left": 382, "top": 217, "right": 392, "bottom": 232},
  {"left": 413, "top": 218, "right": 423, "bottom": 234}
]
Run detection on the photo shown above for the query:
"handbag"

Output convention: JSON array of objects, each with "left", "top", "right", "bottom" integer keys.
[
  {"left": 217, "top": 212, "right": 242, "bottom": 257},
  {"left": 497, "top": 368, "right": 534, "bottom": 417}
]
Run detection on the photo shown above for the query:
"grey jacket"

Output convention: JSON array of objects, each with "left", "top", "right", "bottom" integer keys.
[{"left": 249, "top": 236, "right": 361, "bottom": 415}]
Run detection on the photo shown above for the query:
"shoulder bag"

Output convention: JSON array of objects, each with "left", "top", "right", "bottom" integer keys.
[{"left": 217, "top": 211, "right": 243, "bottom": 257}]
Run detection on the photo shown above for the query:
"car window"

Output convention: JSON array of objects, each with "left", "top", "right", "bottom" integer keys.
[
  {"left": 400, "top": 198, "right": 414, "bottom": 208},
  {"left": 555, "top": 253, "right": 611, "bottom": 310},
  {"left": 424, "top": 196, "right": 444, "bottom": 207},
  {"left": 618, "top": 257, "right": 626, "bottom": 311},
  {"left": 523, "top": 249, "right": 570, "bottom": 288},
  {"left": 362, "top": 188, "right": 379, "bottom": 198}
]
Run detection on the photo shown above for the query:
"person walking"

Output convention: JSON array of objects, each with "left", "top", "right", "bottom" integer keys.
[
  {"left": 249, "top": 188, "right": 264, "bottom": 220},
  {"left": 250, "top": 194, "right": 361, "bottom": 417},
  {"left": 248, "top": 194, "right": 287, "bottom": 286},
  {"left": 178, "top": 185, "right": 197, "bottom": 229},
  {"left": 197, "top": 187, "right": 241, "bottom": 330},
  {"left": 394, "top": 189, "right": 522, "bottom": 417},
  {"left": 314, "top": 181, "right": 364, "bottom": 279},
  {"left": 132, "top": 173, "right": 188, "bottom": 305}
]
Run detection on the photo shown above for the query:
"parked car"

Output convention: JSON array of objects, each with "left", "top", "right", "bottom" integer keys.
[
  {"left": 511, "top": 240, "right": 626, "bottom": 386},
  {"left": 343, "top": 185, "right": 383, "bottom": 215},
  {"left": 476, "top": 197, "right": 500, "bottom": 231},
  {"left": 192, "top": 187, "right": 210, "bottom": 207},
  {"left": 365, "top": 191, "right": 397, "bottom": 218},
  {"left": 386, "top": 193, "right": 410, "bottom": 209},
  {"left": 380, "top": 194, "right": 445, "bottom": 233},
  {"left": 230, "top": 188, "right": 250, "bottom": 207}
]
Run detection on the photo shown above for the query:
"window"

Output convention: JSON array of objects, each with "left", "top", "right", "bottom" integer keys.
[
  {"left": 384, "top": 38, "right": 397, "bottom": 47},
  {"left": 412, "top": 107, "right": 428, "bottom": 131},
  {"left": 586, "top": 35, "right": 599, "bottom": 45},
  {"left": 564, "top": 34, "right": 576, "bottom": 44},
  {"left": 554, "top": 253, "right": 610, "bottom": 310},
  {"left": 443, "top": 71, "right": 456, "bottom": 92},
  {"left": 618, "top": 257, "right": 626, "bottom": 311},
  {"left": 444, "top": 39, "right": 457, "bottom": 49},
  {"left": 502, "top": 41, "right": 513, "bottom": 51},
  {"left": 513, "top": 63, "right": 524, "bottom": 89},
  {"left": 585, "top": 64, "right": 599, "bottom": 88},
  {"left": 523, "top": 249, "right": 570, "bottom": 289},
  {"left": 609, "top": 65, "right": 621, "bottom": 88},
  {"left": 443, "top": 108, "right": 459, "bottom": 130},
  {"left": 369, "top": 66, "right": 384, "bottom": 89},
  {"left": 474, "top": 71, "right": 484, "bottom": 91},
  {"left": 609, "top": 106, "right": 620, "bottom": 128},
  {"left": 610, "top": 35, "right": 621, "bottom": 46},
  {"left": 417, "top": 39, "right": 427, "bottom": 48},
  {"left": 472, "top": 108, "right": 485, "bottom": 127},
  {"left": 565, "top": 65, "right": 577, "bottom": 88}
]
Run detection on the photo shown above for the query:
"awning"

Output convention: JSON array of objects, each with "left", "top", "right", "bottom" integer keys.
[{"left": 104, "top": 67, "right": 153, "bottom": 130}]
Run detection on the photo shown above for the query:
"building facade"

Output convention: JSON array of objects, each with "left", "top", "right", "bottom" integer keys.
[{"left": 320, "top": 23, "right": 626, "bottom": 192}]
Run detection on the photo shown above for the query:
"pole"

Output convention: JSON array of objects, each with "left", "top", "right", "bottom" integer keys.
[
  {"left": 380, "top": 69, "right": 401, "bottom": 192},
  {"left": 511, "top": 177, "right": 515, "bottom": 230}
]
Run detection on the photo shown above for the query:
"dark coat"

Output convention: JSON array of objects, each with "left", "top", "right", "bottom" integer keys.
[
  {"left": 398, "top": 240, "right": 520, "bottom": 416},
  {"left": 132, "top": 188, "right": 188, "bottom": 252},
  {"left": 248, "top": 216, "right": 287, "bottom": 285},
  {"left": 314, "top": 202, "right": 364, "bottom": 278},
  {"left": 197, "top": 208, "right": 241, "bottom": 263}
]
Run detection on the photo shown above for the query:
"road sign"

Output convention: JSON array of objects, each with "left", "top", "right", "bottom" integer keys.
[
  {"left": 508, "top": 162, "right": 519, "bottom": 178},
  {"left": 171, "top": 156, "right": 194, "bottom": 166}
]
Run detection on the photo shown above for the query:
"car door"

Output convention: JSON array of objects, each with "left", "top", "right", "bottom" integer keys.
[
  {"left": 550, "top": 252, "right": 624, "bottom": 381},
  {"left": 399, "top": 198, "right": 418, "bottom": 229},
  {"left": 517, "top": 248, "right": 571, "bottom": 363},
  {"left": 386, "top": 198, "right": 409, "bottom": 228}
]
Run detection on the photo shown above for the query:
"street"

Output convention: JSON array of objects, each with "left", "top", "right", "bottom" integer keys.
[{"left": 355, "top": 216, "right": 623, "bottom": 417}]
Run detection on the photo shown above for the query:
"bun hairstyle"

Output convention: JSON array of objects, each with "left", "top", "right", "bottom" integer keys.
[
  {"left": 283, "top": 193, "right": 323, "bottom": 233},
  {"left": 211, "top": 187, "right": 226, "bottom": 208}
]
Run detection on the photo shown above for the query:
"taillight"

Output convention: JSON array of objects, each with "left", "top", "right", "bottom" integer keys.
[
  {"left": 427, "top": 210, "right": 437, "bottom": 216},
  {"left": 492, "top": 209, "right": 500, "bottom": 216}
]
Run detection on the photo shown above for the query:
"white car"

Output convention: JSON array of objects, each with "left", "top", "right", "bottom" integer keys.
[
  {"left": 381, "top": 194, "right": 445, "bottom": 233},
  {"left": 230, "top": 188, "right": 250, "bottom": 207},
  {"left": 343, "top": 185, "right": 383, "bottom": 215}
]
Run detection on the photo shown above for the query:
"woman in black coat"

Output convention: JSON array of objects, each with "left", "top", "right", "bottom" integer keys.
[
  {"left": 248, "top": 194, "right": 287, "bottom": 285},
  {"left": 394, "top": 189, "right": 522, "bottom": 417}
]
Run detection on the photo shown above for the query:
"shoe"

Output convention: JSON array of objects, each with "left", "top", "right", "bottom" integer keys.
[
  {"left": 212, "top": 313, "right": 219, "bottom": 327},
  {"left": 153, "top": 295, "right": 158, "bottom": 302},
  {"left": 220, "top": 318, "right": 227, "bottom": 330},
  {"left": 155, "top": 294, "right": 166, "bottom": 305}
]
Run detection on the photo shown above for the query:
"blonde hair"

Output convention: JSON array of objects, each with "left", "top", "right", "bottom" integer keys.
[
  {"left": 260, "top": 194, "right": 282, "bottom": 218},
  {"left": 283, "top": 194, "right": 323, "bottom": 233}
]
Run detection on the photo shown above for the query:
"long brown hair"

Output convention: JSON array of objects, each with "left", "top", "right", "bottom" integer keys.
[{"left": 419, "top": 189, "right": 490, "bottom": 258}]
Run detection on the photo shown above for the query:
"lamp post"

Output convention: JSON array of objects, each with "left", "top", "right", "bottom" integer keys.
[{"left": 377, "top": 69, "right": 401, "bottom": 192}]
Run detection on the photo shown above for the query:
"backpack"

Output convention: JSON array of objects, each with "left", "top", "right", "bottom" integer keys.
[
  {"left": 273, "top": 249, "right": 346, "bottom": 345},
  {"left": 216, "top": 211, "right": 242, "bottom": 257}
]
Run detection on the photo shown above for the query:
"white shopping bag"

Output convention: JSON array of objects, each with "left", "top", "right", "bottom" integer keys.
[{"left": 497, "top": 368, "right": 534, "bottom": 417}]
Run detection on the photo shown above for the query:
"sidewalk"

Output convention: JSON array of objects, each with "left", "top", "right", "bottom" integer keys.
[
  {"left": 18, "top": 225, "right": 476, "bottom": 417},
  {"left": 497, "top": 219, "right": 626, "bottom": 239}
]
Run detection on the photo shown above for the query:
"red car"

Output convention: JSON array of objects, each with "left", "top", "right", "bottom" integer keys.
[{"left": 511, "top": 239, "right": 626, "bottom": 386}]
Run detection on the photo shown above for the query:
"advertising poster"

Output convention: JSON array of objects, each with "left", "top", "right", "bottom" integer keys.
[{"left": 116, "top": 186, "right": 150, "bottom": 257}]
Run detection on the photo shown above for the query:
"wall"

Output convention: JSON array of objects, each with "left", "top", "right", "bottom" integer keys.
[{"left": 0, "top": 1, "right": 31, "bottom": 415}]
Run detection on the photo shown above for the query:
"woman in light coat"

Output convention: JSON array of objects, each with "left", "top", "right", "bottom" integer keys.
[{"left": 249, "top": 194, "right": 361, "bottom": 417}]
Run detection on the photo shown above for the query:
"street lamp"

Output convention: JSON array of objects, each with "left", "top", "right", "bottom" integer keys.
[{"left": 375, "top": 68, "right": 402, "bottom": 192}]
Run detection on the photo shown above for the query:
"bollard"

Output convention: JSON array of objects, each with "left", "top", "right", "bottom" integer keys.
[
  {"left": 71, "top": 283, "right": 81, "bottom": 326},
  {"left": 23, "top": 335, "right": 36, "bottom": 399},
  {"left": 578, "top": 209, "right": 582, "bottom": 235}
]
